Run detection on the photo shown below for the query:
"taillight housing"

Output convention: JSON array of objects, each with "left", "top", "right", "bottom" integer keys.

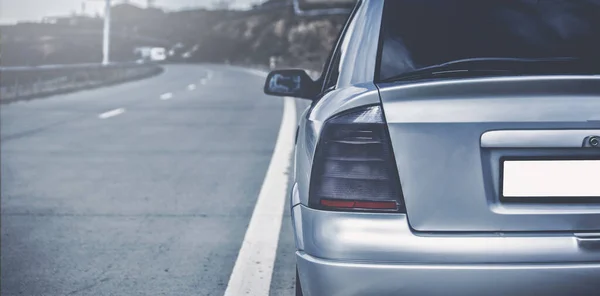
[{"left": 309, "top": 105, "right": 405, "bottom": 212}]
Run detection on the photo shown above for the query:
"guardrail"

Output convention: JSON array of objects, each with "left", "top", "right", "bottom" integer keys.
[
  {"left": 248, "top": 0, "right": 352, "bottom": 16},
  {"left": 0, "top": 62, "right": 163, "bottom": 103},
  {"left": 293, "top": 0, "right": 353, "bottom": 16}
]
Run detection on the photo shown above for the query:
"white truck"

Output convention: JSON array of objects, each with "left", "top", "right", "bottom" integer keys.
[{"left": 135, "top": 47, "right": 167, "bottom": 62}]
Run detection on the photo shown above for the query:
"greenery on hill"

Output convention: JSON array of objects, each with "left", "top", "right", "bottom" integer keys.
[{"left": 0, "top": 2, "right": 349, "bottom": 71}]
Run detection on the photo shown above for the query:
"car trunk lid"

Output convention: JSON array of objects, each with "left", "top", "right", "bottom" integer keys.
[{"left": 378, "top": 76, "right": 600, "bottom": 232}]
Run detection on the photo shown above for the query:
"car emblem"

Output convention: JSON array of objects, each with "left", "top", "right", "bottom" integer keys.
[{"left": 583, "top": 136, "right": 600, "bottom": 148}]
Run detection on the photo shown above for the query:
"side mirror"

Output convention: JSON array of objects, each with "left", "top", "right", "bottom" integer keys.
[{"left": 264, "top": 69, "right": 319, "bottom": 100}]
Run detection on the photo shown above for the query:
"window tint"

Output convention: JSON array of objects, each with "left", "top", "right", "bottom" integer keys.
[{"left": 378, "top": 0, "right": 600, "bottom": 80}]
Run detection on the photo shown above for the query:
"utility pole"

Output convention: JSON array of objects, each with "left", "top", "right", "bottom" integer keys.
[{"left": 102, "top": 0, "right": 111, "bottom": 65}]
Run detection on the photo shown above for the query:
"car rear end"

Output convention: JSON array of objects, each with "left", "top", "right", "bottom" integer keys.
[{"left": 295, "top": 0, "right": 600, "bottom": 295}]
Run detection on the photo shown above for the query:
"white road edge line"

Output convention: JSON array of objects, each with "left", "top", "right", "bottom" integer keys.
[
  {"left": 224, "top": 96, "right": 297, "bottom": 296},
  {"left": 241, "top": 68, "right": 268, "bottom": 78},
  {"left": 98, "top": 108, "right": 125, "bottom": 119},
  {"left": 160, "top": 92, "right": 173, "bottom": 100}
]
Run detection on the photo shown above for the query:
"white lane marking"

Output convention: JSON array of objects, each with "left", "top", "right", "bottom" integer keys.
[
  {"left": 198, "top": 69, "right": 213, "bottom": 85},
  {"left": 160, "top": 92, "right": 173, "bottom": 100},
  {"left": 98, "top": 108, "right": 125, "bottom": 119},
  {"left": 224, "top": 97, "right": 297, "bottom": 296},
  {"left": 187, "top": 84, "right": 197, "bottom": 90}
]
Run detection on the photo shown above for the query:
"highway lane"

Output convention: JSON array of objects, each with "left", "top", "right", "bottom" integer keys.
[{"left": 1, "top": 64, "right": 307, "bottom": 296}]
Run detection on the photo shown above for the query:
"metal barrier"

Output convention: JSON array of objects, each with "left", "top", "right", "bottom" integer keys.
[
  {"left": 293, "top": 0, "right": 353, "bottom": 16},
  {"left": 0, "top": 62, "right": 163, "bottom": 102}
]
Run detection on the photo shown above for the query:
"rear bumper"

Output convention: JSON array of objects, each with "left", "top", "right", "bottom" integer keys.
[
  {"left": 292, "top": 205, "right": 600, "bottom": 264},
  {"left": 297, "top": 252, "right": 600, "bottom": 296},
  {"left": 292, "top": 204, "right": 600, "bottom": 295}
]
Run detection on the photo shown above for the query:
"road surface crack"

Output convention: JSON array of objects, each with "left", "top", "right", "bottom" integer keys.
[{"left": 65, "top": 277, "right": 110, "bottom": 295}]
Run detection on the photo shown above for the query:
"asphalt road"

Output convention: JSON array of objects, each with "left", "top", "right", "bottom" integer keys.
[{"left": 1, "top": 64, "right": 307, "bottom": 296}]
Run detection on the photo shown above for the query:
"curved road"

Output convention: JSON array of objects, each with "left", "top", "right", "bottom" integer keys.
[{"left": 1, "top": 64, "right": 305, "bottom": 296}]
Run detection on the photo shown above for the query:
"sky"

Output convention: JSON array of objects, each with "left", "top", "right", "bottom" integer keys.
[{"left": 0, "top": 0, "right": 261, "bottom": 24}]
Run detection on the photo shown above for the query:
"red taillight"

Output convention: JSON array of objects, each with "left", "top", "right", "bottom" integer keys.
[
  {"left": 310, "top": 105, "right": 405, "bottom": 213},
  {"left": 320, "top": 199, "right": 356, "bottom": 208},
  {"left": 320, "top": 199, "right": 399, "bottom": 210}
]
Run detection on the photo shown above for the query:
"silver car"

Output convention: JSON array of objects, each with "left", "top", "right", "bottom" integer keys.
[{"left": 265, "top": 0, "right": 600, "bottom": 295}]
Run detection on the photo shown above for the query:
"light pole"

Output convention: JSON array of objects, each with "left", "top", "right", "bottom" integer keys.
[{"left": 102, "top": 0, "right": 111, "bottom": 65}]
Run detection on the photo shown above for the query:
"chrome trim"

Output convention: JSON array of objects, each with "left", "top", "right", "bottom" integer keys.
[{"left": 481, "top": 130, "right": 600, "bottom": 148}]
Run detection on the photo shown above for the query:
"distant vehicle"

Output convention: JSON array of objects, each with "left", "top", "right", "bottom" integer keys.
[
  {"left": 150, "top": 48, "right": 166, "bottom": 61},
  {"left": 134, "top": 47, "right": 166, "bottom": 62},
  {"left": 264, "top": 0, "right": 600, "bottom": 295}
]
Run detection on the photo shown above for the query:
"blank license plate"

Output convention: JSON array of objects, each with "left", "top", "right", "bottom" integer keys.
[{"left": 502, "top": 160, "right": 600, "bottom": 198}]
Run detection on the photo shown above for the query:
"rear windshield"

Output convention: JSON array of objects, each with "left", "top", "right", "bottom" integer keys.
[{"left": 378, "top": 0, "right": 600, "bottom": 81}]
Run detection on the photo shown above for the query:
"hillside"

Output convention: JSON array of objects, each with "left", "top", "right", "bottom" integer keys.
[{"left": 0, "top": 3, "right": 350, "bottom": 71}]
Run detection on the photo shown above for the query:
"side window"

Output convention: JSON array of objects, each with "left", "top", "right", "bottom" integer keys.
[{"left": 321, "top": 2, "right": 361, "bottom": 92}]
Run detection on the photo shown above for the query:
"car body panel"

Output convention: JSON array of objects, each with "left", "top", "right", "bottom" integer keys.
[
  {"left": 293, "top": 205, "right": 600, "bottom": 264},
  {"left": 378, "top": 76, "right": 600, "bottom": 232},
  {"left": 287, "top": 0, "right": 600, "bottom": 294},
  {"left": 297, "top": 252, "right": 600, "bottom": 296}
]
